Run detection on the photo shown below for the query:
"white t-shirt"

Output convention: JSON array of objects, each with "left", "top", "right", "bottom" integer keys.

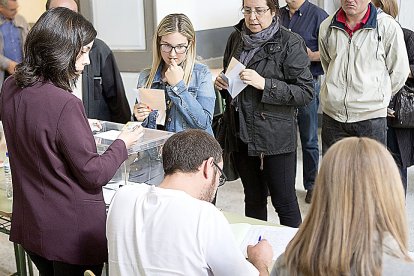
[{"left": 106, "top": 184, "right": 259, "bottom": 276}]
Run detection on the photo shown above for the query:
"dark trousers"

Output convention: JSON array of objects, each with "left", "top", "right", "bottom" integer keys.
[
  {"left": 321, "top": 113, "right": 387, "bottom": 154},
  {"left": 297, "top": 77, "right": 320, "bottom": 191},
  {"left": 27, "top": 251, "right": 103, "bottom": 276},
  {"left": 387, "top": 127, "right": 408, "bottom": 194},
  {"left": 233, "top": 141, "right": 302, "bottom": 228}
]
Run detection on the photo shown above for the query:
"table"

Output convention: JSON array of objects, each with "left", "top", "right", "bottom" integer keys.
[{"left": 0, "top": 174, "right": 34, "bottom": 276}]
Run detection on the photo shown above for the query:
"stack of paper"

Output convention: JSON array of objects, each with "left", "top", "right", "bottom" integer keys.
[{"left": 230, "top": 223, "right": 298, "bottom": 260}]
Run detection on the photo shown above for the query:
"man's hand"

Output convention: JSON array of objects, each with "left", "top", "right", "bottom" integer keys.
[
  {"left": 239, "top": 69, "right": 265, "bottom": 90},
  {"left": 247, "top": 239, "right": 273, "bottom": 276},
  {"left": 306, "top": 47, "right": 321, "bottom": 62},
  {"left": 7, "top": 61, "right": 17, "bottom": 75}
]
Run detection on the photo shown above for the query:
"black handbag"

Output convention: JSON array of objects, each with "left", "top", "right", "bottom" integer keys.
[
  {"left": 389, "top": 84, "right": 414, "bottom": 128},
  {"left": 212, "top": 114, "right": 239, "bottom": 181}
]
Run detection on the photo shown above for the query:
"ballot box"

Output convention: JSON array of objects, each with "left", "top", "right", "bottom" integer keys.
[{"left": 93, "top": 121, "right": 173, "bottom": 188}]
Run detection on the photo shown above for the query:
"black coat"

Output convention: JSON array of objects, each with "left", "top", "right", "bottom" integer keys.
[
  {"left": 82, "top": 39, "right": 131, "bottom": 123},
  {"left": 221, "top": 20, "right": 314, "bottom": 156},
  {"left": 394, "top": 27, "right": 414, "bottom": 168}
]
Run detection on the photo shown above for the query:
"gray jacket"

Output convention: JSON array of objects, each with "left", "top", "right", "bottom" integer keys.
[
  {"left": 0, "top": 14, "right": 29, "bottom": 88},
  {"left": 319, "top": 5, "right": 409, "bottom": 123}
]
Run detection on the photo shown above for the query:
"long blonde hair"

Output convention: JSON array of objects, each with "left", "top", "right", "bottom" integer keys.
[
  {"left": 145, "top": 13, "right": 196, "bottom": 88},
  {"left": 284, "top": 137, "right": 410, "bottom": 276},
  {"left": 372, "top": 0, "right": 399, "bottom": 18}
]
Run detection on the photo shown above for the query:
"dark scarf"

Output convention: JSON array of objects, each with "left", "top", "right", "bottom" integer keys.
[{"left": 239, "top": 17, "right": 280, "bottom": 65}]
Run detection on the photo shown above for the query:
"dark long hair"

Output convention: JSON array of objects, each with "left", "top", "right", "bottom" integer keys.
[{"left": 14, "top": 7, "right": 96, "bottom": 91}]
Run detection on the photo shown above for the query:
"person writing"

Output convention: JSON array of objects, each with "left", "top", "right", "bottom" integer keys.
[
  {"left": 214, "top": 0, "right": 314, "bottom": 227},
  {"left": 133, "top": 13, "right": 216, "bottom": 135},
  {"left": 107, "top": 129, "right": 273, "bottom": 275},
  {"left": 0, "top": 8, "right": 142, "bottom": 275},
  {"left": 271, "top": 137, "right": 414, "bottom": 275}
]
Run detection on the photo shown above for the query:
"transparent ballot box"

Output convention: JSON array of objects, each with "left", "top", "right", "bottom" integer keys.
[{"left": 93, "top": 121, "right": 173, "bottom": 188}]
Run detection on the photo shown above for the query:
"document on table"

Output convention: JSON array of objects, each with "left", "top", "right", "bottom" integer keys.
[
  {"left": 230, "top": 223, "right": 298, "bottom": 260},
  {"left": 224, "top": 57, "right": 247, "bottom": 98},
  {"left": 136, "top": 88, "right": 166, "bottom": 125}
]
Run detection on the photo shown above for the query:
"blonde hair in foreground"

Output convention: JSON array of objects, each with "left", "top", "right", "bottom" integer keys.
[
  {"left": 145, "top": 13, "right": 196, "bottom": 88},
  {"left": 284, "top": 137, "right": 410, "bottom": 276}
]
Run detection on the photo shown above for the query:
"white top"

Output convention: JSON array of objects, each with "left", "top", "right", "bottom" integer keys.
[
  {"left": 106, "top": 184, "right": 259, "bottom": 276},
  {"left": 72, "top": 75, "right": 82, "bottom": 101}
]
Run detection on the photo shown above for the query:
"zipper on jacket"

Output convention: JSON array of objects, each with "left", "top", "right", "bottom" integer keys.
[
  {"left": 260, "top": 152, "right": 265, "bottom": 171},
  {"left": 344, "top": 36, "right": 351, "bottom": 122}
]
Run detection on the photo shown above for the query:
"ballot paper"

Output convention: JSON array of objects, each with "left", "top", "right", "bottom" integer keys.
[
  {"left": 136, "top": 88, "right": 167, "bottom": 125},
  {"left": 224, "top": 57, "right": 248, "bottom": 98},
  {"left": 94, "top": 130, "right": 120, "bottom": 141},
  {"left": 230, "top": 223, "right": 298, "bottom": 260}
]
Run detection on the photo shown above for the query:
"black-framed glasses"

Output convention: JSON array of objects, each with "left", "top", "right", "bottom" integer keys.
[
  {"left": 241, "top": 7, "right": 270, "bottom": 16},
  {"left": 160, "top": 44, "right": 188, "bottom": 54},
  {"left": 212, "top": 161, "right": 227, "bottom": 187}
]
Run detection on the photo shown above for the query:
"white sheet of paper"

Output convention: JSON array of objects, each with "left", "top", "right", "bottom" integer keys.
[
  {"left": 231, "top": 223, "right": 298, "bottom": 260},
  {"left": 136, "top": 88, "right": 167, "bottom": 126},
  {"left": 225, "top": 57, "right": 247, "bottom": 98},
  {"left": 94, "top": 130, "right": 120, "bottom": 141}
]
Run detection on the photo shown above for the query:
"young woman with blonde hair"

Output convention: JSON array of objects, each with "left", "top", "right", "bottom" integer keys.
[
  {"left": 133, "top": 13, "right": 215, "bottom": 135},
  {"left": 271, "top": 137, "right": 413, "bottom": 275}
]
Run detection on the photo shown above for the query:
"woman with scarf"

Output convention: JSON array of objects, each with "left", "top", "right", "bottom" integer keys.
[{"left": 215, "top": 0, "right": 314, "bottom": 227}]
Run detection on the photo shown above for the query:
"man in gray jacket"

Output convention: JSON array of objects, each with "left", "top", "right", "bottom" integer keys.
[
  {"left": 318, "top": 0, "right": 409, "bottom": 153},
  {"left": 0, "top": 0, "right": 29, "bottom": 88}
]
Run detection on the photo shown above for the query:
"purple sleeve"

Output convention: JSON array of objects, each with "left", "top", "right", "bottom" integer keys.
[{"left": 56, "top": 99, "right": 128, "bottom": 189}]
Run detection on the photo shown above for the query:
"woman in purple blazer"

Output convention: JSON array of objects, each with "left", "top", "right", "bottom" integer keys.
[{"left": 0, "top": 8, "right": 142, "bottom": 276}]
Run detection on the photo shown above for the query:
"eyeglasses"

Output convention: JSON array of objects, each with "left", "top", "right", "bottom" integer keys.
[
  {"left": 212, "top": 161, "right": 227, "bottom": 187},
  {"left": 160, "top": 44, "right": 188, "bottom": 54},
  {"left": 241, "top": 7, "right": 270, "bottom": 17}
]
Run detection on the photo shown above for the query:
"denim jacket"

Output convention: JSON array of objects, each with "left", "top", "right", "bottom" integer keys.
[{"left": 137, "top": 63, "right": 215, "bottom": 135}]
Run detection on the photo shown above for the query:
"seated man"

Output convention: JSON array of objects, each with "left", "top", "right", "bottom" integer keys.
[{"left": 107, "top": 129, "right": 273, "bottom": 275}]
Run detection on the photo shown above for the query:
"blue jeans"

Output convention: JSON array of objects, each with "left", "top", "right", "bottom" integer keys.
[{"left": 297, "top": 77, "right": 320, "bottom": 191}]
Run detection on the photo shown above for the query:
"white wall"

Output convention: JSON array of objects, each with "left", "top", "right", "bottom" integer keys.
[
  {"left": 154, "top": 0, "right": 242, "bottom": 30},
  {"left": 18, "top": 0, "right": 44, "bottom": 24},
  {"left": 398, "top": 0, "right": 414, "bottom": 30}
]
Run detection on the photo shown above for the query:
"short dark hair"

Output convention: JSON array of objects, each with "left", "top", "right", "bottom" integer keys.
[
  {"left": 14, "top": 7, "right": 96, "bottom": 91},
  {"left": 242, "top": 0, "right": 279, "bottom": 14},
  {"left": 162, "top": 129, "right": 223, "bottom": 176}
]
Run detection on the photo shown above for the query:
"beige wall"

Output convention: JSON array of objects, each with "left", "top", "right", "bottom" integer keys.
[{"left": 18, "top": 0, "right": 44, "bottom": 24}]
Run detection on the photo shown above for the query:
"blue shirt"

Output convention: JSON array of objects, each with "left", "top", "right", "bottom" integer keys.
[
  {"left": 279, "top": 0, "right": 328, "bottom": 77},
  {"left": 0, "top": 18, "right": 23, "bottom": 63}
]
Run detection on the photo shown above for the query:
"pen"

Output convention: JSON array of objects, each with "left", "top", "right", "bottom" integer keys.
[{"left": 258, "top": 235, "right": 262, "bottom": 243}]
